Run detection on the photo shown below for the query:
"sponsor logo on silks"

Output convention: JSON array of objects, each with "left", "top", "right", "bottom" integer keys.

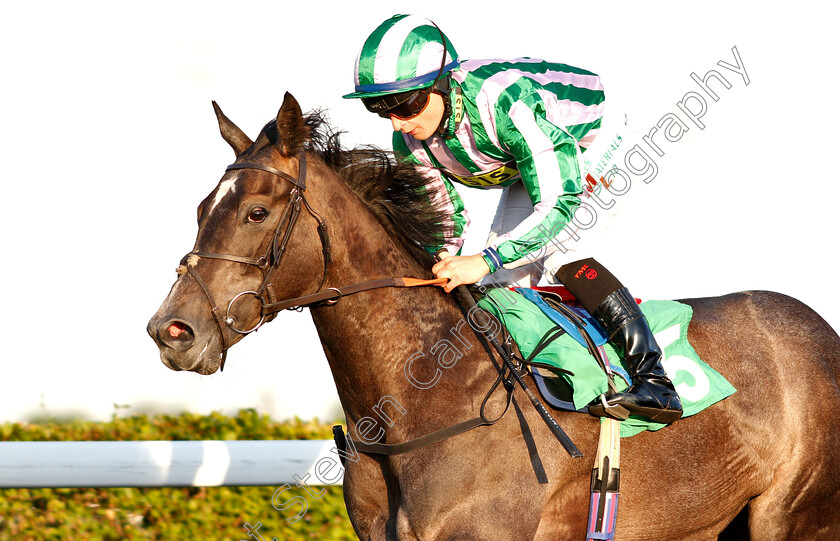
[
  {"left": 583, "top": 172, "right": 612, "bottom": 197},
  {"left": 582, "top": 134, "right": 624, "bottom": 180},
  {"left": 447, "top": 162, "right": 520, "bottom": 187},
  {"left": 574, "top": 263, "right": 590, "bottom": 279}
]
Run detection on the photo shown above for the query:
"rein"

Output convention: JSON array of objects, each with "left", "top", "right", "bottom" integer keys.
[
  {"left": 334, "top": 297, "right": 518, "bottom": 460},
  {"left": 184, "top": 152, "right": 578, "bottom": 459},
  {"left": 181, "top": 152, "right": 447, "bottom": 369}
]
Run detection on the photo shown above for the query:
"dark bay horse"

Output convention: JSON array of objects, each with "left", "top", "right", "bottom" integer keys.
[{"left": 148, "top": 93, "right": 840, "bottom": 540}]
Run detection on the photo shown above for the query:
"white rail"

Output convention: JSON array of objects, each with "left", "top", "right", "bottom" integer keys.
[{"left": 0, "top": 440, "right": 344, "bottom": 488}]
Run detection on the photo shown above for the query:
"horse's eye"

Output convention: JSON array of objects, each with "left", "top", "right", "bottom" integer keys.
[{"left": 248, "top": 207, "right": 268, "bottom": 223}]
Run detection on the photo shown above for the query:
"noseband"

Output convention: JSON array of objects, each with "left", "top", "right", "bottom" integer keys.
[
  {"left": 181, "top": 151, "right": 331, "bottom": 369},
  {"left": 175, "top": 151, "right": 580, "bottom": 457},
  {"left": 180, "top": 152, "right": 445, "bottom": 370}
]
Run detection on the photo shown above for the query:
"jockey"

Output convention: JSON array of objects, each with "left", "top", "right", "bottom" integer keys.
[{"left": 343, "top": 14, "right": 682, "bottom": 424}]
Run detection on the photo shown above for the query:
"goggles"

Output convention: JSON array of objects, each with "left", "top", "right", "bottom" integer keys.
[
  {"left": 362, "top": 87, "right": 433, "bottom": 120},
  {"left": 362, "top": 23, "right": 451, "bottom": 121}
]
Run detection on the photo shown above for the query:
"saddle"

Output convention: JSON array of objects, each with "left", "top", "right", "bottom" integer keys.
[
  {"left": 478, "top": 285, "right": 628, "bottom": 541},
  {"left": 487, "top": 286, "right": 631, "bottom": 414},
  {"left": 515, "top": 286, "right": 631, "bottom": 414},
  {"left": 477, "top": 285, "right": 736, "bottom": 437}
]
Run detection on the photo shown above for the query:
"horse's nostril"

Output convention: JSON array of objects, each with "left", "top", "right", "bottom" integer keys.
[
  {"left": 168, "top": 322, "right": 188, "bottom": 338},
  {"left": 159, "top": 320, "right": 195, "bottom": 351}
]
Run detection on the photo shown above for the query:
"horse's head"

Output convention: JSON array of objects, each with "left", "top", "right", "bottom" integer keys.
[{"left": 147, "top": 92, "right": 329, "bottom": 374}]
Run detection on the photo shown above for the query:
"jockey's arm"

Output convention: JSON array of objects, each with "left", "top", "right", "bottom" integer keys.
[{"left": 480, "top": 98, "right": 585, "bottom": 271}]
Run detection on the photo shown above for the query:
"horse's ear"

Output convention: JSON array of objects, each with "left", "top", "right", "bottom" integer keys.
[
  {"left": 276, "top": 92, "right": 310, "bottom": 156},
  {"left": 212, "top": 101, "right": 253, "bottom": 157}
]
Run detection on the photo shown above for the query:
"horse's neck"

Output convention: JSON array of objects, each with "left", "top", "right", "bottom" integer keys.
[{"left": 307, "top": 183, "right": 474, "bottom": 425}]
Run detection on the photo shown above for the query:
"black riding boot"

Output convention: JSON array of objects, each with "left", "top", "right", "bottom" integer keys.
[{"left": 587, "top": 287, "right": 683, "bottom": 424}]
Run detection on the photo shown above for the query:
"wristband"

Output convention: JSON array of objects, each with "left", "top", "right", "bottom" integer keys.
[{"left": 480, "top": 247, "right": 503, "bottom": 274}]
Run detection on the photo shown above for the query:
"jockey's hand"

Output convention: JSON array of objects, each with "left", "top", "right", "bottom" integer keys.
[{"left": 432, "top": 253, "right": 491, "bottom": 293}]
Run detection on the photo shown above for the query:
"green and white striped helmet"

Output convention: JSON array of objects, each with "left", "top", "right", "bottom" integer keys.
[{"left": 343, "top": 14, "right": 459, "bottom": 99}]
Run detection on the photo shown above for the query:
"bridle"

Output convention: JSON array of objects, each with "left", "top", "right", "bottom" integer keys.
[
  {"left": 180, "top": 150, "right": 445, "bottom": 369},
  {"left": 178, "top": 149, "right": 579, "bottom": 457},
  {"left": 180, "top": 151, "right": 329, "bottom": 370}
]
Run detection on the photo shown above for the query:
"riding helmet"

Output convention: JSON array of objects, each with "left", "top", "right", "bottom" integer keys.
[{"left": 343, "top": 14, "right": 459, "bottom": 100}]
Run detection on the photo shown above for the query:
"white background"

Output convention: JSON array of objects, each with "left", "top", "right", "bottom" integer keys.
[{"left": 1, "top": 1, "right": 837, "bottom": 423}]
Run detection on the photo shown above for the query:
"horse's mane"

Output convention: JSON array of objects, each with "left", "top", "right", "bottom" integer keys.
[{"left": 251, "top": 110, "right": 449, "bottom": 265}]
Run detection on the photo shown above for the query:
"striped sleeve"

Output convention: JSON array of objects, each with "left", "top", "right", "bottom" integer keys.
[
  {"left": 445, "top": 59, "right": 605, "bottom": 267},
  {"left": 393, "top": 132, "right": 470, "bottom": 255},
  {"left": 488, "top": 93, "right": 585, "bottom": 267}
]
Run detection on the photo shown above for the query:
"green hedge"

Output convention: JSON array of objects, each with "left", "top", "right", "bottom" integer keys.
[{"left": 0, "top": 410, "right": 357, "bottom": 540}]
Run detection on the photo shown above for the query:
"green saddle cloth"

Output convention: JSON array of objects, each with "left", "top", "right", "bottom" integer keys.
[{"left": 477, "top": 288, "right": 736, "bottom": 437}]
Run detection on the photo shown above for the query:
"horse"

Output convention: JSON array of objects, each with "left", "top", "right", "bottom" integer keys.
[{"left": 147, "top": 93, "right": 840, "bottom": 540}]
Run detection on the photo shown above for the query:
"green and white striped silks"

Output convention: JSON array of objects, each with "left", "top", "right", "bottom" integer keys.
[{"left": 395, "top": 58, "right": 606, "bottom": 267}]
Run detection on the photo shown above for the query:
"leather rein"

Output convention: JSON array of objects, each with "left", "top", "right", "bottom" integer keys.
[
  {"left": 182, "top": 151, "right": 521, "bottom": 457},
  {"left": 181, "top": 151, "right": 447, "bottom": 367}
]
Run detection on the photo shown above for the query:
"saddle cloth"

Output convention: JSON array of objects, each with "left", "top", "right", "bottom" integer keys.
[{"left": 477, "top": 287, "right": 737, "bottom": 437}]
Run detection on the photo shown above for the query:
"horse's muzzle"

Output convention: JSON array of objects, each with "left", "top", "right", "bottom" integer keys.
[
  {"left": 154, "top": 319, "right": 196, "bottom": 351},
  {"left": 146, "top": 314, "right": 222, "bottom": 374}
]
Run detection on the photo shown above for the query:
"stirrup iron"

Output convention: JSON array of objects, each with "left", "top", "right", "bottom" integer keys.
[{"left": 596, "top": 394, "right": 629, "bottom": 421}]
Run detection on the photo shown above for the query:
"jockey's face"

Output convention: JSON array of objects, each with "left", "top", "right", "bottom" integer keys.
[{"left": 390, "top": 93, "right": 445, "bottom": 141}]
